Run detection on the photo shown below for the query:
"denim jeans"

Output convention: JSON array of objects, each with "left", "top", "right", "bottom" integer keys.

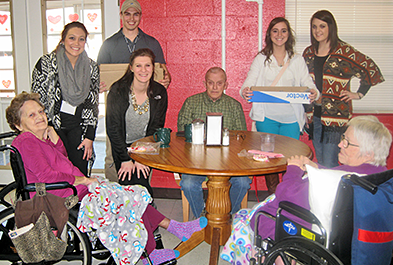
[
  {"left": 312, "top": 116, "right": 340, "bottom": 168},
  {"left": 180, "top": 174, "right": 252, "bottom": 218}
]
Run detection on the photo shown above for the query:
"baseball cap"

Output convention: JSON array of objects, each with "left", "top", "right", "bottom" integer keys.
[{"left": 121, "top": 0, "right": 142, "bottom": 14}]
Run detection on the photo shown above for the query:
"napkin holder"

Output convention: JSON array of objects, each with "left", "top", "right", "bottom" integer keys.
[{"left": 206, "top": 112, "right": 223, "bottom": 146}]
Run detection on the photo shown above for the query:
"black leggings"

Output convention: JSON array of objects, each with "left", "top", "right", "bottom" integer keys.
[
  {"left": 57, "top": 127, "right": 88, "bottom": 176},
  {"left": 116, "top": 160, "right": 153, "bottom": 196}
]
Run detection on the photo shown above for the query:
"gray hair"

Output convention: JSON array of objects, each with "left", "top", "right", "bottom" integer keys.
[
  {"left": 205, "top": 67, "right": 227, "bottom": 82},
  {"left": 348, "top": 115, "right": 392, "bottom": 166}
]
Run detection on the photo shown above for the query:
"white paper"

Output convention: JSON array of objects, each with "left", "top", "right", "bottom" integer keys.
[{"left": 60, "top": 101, "right": 76, "bottom": 115}]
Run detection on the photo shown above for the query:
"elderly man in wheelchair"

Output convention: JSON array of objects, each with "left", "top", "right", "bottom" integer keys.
[
  {"left": 0, "top": 92, "right": 208, "bottom": 265},
  {"left": 221, "top": 115, "right": 393, "bottom": 265}
]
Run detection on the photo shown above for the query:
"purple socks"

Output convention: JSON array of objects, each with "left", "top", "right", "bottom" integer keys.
[
  {"left": 142, "top": 249, "right": 179, "bottom": 265},
  {"left": 167, "top": 217, "right": 208, "bottom": 242}
]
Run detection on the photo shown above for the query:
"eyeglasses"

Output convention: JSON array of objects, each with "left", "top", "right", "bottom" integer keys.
[{"left": 341, "top": 134, "right": 359, "bottom": 149}]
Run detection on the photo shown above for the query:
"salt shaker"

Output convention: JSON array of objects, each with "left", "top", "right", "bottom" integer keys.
[
  {"left": 222, "top": 128, "right": 229, "bottom": 146},
  {"left": 191, "top": 119, "right": 205, "bottom": 144}
]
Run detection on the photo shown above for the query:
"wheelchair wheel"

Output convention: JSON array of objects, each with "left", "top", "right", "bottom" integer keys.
[
  {"left": 0, "top": 182, "right": 17, "bottom": 209},
  {"left": 0, "top": 207, "right": 92, "bottom": 265},
  {"left": 89, "top": 231, "right": 111, "bottom": 260},
  {"left": 263, "top": 237, "right": 343, "bottom": 265}
]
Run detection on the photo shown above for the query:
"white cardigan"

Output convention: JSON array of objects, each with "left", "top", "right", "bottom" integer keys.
[{"left": 240, "top": 53, "right": 319, "bottom": 131}]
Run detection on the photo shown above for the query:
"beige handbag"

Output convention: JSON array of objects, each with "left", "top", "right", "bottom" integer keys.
[
  {"left": 10, "top": 183, "right": 78, "bottom": 263},
  {"left": 10, "top": 211, "right": 68, "bottom": 263}
]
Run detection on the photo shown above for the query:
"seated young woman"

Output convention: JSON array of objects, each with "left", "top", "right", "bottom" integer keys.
[{"left": 6, "top": 92, "right": 207, "bottom": 265}]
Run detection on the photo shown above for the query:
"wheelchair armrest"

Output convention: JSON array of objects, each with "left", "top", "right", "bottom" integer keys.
[
  {"left": 278, "top": 201, "right": 322, "bottom": 227},
  {"left": 24, "top": 181, "right": 78, "bottom": 196},
  {"left": 277, "top": 201, "right": 327, "bottom": 245},
  {"left": 344, "top": 174, "right": 378, "bottom": 194}
]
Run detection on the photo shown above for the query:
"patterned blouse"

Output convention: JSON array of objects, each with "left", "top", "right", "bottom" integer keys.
[
  {"left": 303, "top": 42, "right": 384, "bottom": 127},
  {"left": 31, "top": 51, "right": 99, "bottom": 141}
]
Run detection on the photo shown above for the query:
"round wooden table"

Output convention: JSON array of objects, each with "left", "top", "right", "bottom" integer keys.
[{"left": 130, "top": 130, "right": 312, "bottom": 264}]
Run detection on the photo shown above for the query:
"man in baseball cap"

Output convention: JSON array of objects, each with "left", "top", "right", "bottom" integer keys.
[{"left": 97, "top": 0, "right": 171, "bottom": 183}]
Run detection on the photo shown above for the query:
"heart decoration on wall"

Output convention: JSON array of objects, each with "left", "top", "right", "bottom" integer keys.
[
  {"left": 2, "top": 80, "right": 11, "bottom": 89},
  {"left": 69, "top": 13, "right": 79, "bottom": 22},
  {"left": 87, "top": 13, "right": 97, "bottom": 22},
  {"left": 48, "top": 15, "right": 61, "bottom": 24},
  {"left": 0, "top": 14, "right": 8, "bottom": 25}
]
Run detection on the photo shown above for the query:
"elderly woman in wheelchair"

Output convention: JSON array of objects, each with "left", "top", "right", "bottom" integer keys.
[
  {"left": 4, "top": 92, "right": 208, "bottom": 265},
  {"left": 221, "top": 115, "right": 393, "bottom": 265}
]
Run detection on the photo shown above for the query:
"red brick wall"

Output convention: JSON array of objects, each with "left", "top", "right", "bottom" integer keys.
[
  {"left": 133, "top": 0, "right": 285, "bottom": 131},
  {"left": 118, "top": 0, "right": 286, "bottom": 190}
]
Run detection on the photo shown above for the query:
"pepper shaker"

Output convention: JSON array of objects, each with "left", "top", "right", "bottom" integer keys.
[{"left": 222, "top": 128, "right": 229, "bottom": 146}]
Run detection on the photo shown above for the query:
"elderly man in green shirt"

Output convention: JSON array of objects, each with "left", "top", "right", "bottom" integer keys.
[{"left": 177, "top": 67, "right": 251, "bottom": 219}]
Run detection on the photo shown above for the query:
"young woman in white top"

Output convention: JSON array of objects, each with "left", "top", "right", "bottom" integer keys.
[
  {"left": 240, "top": 17, "right": 319, "bottom": 194},
  {"left": 240, "top": 17, "right": 319, "bottom": 140}
]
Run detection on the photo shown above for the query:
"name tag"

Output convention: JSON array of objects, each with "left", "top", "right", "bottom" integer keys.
[{"left": 60, "top": 101, "right": 76, "bottom": 115}]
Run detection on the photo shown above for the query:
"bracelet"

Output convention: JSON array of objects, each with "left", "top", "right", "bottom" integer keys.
[{"left": 357, "top": 92, "right": 364, "bottom": 99}]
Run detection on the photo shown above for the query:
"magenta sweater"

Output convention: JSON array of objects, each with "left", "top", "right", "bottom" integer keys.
[{"left": 12, "top": 132, "right": 89, "bottom": 199}]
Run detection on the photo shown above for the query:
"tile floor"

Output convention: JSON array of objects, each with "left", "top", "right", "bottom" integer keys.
[
  {"left": 142, "top": 198, "right": 261, "bottom": 265},
  {"left": 0, "top": 197, "right": 262, "bottom": 265}
]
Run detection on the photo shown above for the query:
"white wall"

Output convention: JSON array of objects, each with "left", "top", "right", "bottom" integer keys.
[{"left": 11, "top": 0, "right": 120, "bottom": 94}]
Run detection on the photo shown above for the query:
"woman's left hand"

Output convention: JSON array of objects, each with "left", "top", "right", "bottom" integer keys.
[
  {"left": 133, "top": 161, "right": 150, "bottom": 179},
  {"left": 309, "top": 89, "right": 318, "bottom": 102},
  {"left": 287, "top": 155, "right": 307, "bottom": 171},
  {"left": 99, "top": 81, "right": 108, "bottom": 93},
  {"left": 78, "top": 138, "right": 93, "bottom": 160},
  {"left": 340, "top": 90, "right": 362, "bottom": 102}
]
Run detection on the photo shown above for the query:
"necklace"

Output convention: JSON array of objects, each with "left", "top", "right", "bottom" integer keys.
[{"left": 131, "top": 89, "right": 149, "bottom": 115}]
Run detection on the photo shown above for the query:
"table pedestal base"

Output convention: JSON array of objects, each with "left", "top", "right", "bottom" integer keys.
[
  {"left": 175, "top": 176, "right": 232, "bottom": 265},
  {"left": 205, "top": 175, "right": 231, "bottom": 245}
]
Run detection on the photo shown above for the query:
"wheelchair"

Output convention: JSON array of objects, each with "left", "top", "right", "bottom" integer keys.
[
  {"left": 0, "top": 132, "right": 175, "bottom": 265},
  {"left": 250, "top": 169, "right": 393, "bottom": 265}
]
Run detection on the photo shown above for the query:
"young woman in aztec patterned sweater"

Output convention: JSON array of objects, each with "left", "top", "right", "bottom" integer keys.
[{"left": 303, "top": 10, "right": 384, "bottom": 168}]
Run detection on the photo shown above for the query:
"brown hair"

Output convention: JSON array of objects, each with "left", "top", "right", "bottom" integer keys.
[
  {"left": 55, "top": 21, "right": 89, "bottom": 52},
  {"left": 260, "top": 17, "right": 295, "bottom": 65},
  {"left": 6, "top": 92, "right": 44, "bottom": 133},
  {"left": 119, "top": 48, "right": 156, "bottom": 97},
  {"left": 310, "top": 10, "right": 342, "bottom": 54}
]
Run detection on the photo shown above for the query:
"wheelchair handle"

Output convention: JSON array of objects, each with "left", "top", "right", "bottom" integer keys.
[
  {"left": 0, "top": 131, "right": 17, "bottom": 140},
  {"left": 344, "top": 174, "right": 378, "bottom": 194},
  {"left": 0, "top": 144, "right": 16, "bottom": 152},
  {"left": 24, "top": 181, "right": 78, "bottom": 196}
]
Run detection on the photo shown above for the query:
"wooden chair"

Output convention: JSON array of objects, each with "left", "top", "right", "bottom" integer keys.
[{"left": 174, "top": 173, "right": 249, "bottom": 221}]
